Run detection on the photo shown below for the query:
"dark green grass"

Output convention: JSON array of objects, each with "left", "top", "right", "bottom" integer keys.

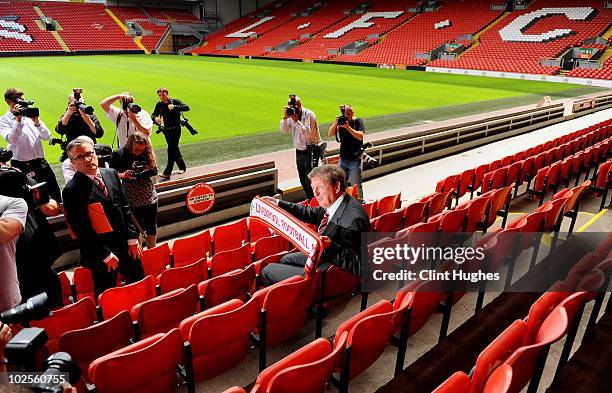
[{"left": 0, "top": 54, "right": 600, "bottom": 164}]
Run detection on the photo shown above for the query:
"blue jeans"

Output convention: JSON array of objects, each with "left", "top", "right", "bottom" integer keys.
[{"left": 340, "top": 158, "right": 362, "bottom": 198}]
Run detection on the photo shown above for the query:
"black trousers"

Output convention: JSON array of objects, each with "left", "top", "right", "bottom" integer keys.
[
  {"left": 260, "top": 251, "right": 330, "bottom": 286},
  {"left": 11, "top": 158, "right": 62, "bottom": 203},
  {"left": 163, "top": 126, "right": 186, "bottom": 176},
  {"left": 296, "top": 149, "right": 314, "bottom": 200}
]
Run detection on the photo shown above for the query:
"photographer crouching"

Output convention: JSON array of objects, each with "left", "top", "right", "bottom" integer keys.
[
  {"left": 328, "top": 104, "right": 367, "bottom": 198},
  {"left": 54, "top": 88, "right": 104, "bottom": 162},
  {"left": 110, "top": 133, "right": 159, "bottom": 249},
  {"left": 0, "top": 88, "right": 62, "bottom": 203},
  {"left": 152, "top": 88, "right": 195, "bottom": 180}
]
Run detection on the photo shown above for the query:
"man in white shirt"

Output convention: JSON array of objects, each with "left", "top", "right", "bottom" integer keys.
[
  {"left": 281, "top": 100, "right": 314, "bottom": 199},
  {"left": 100, "top": 92, "right": 152, "bottom": 148},
  {"left": 0, "top": 195, "right": 27, "bottom": 312},
  {"left": 0, "top": 88, "right": 62, "bottom": 202}
]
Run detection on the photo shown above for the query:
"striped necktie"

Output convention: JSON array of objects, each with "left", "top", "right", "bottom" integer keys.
[
  {"left": 318, "top": 212, "right": 329, "bottom": 234},
  {"left": 93, "top": 175, "right": 109, "bottom": 198}
]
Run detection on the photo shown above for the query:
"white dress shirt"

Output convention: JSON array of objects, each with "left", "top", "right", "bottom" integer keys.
[
  {"left": 300, "top": 107, "right": 320, "bottom": 144},
  {"left": 326, "top": 193, "right": 345, "bottom": 222},
  {"left": 0, "top": 110, "right": 50, "bottom": 161},
  {"left": 105, "top": 105, "right": 153, "bottom": 148},
  {"left": 280, "top": 117, "right": 310, "bottom": 151}
]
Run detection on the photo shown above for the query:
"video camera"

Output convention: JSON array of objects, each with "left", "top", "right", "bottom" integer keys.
[
  {"left": 285, "top": 93, "right": 299, "bottom": 118},
  {"left": 11, "top": 97, "right": 40, "bottom": 118},
  {"left": 180, "top": 114, "right": 198, "bottom": 136},
  {"left": 49, "top": 135, "right": 68, "bottom": 152},
  {"left": 2, "top": 293, "right": 82, "bottom": 392},
  {"left": 0, "top": 151, "right": 51, "bottom": 207},
  {"left": 337, "top": 105, "right": 348, "bottom": 126},
  {"left": 94, "top": 144, "right": 112, "bottom": 168},
  {"left": 355, "top": 141, "right": 379, "bottom": 170},
  {"left": 131, "top": 160, "right": 157, "bottom": 180}
]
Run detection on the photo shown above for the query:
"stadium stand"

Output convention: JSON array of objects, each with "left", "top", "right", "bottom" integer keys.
[
  {"left": 143, "top": 7, "right": 200, "bottom": 23},
  {"left": 108, "top": 6, "right": 169, "bottom": 52},
  {"left": 431, "top": 0, "right": 612, "bottom": 75},
  {"left": 36, "top": 2, "right": 140, "bottom": 52},
  {"left": 0, "top": 1, "right": 63, "bottom": 53}
]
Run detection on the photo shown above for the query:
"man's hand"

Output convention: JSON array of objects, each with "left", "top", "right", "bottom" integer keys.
[
  {"left": 128, "top": 242, "right": 142, "bottom": 260},
  {"left": 168, "top": 103, "right": 175, "bottom": 111},
  {"left": 155, "top": 116, "right": 162, "bottom": 125},
  {"left": 127, "top": 110, "right": 137, "bottom": 121},
  {"left": 32, "top": 117, "right": 41, "bottom": 127},
  {"left": 290, "top": 114, "right": 299, "bottom": 122},
  {"left": 13, "top": 104, "right": 22, "bottom": 122},
  {"left": 106, "top": 254, "right": 119, "bottom": 272}
]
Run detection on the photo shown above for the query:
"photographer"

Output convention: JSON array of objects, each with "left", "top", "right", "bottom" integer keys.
[
  {"left": 55, "top": 89, "right": 104, "bottom": 162},
  {"left": 0, "top": 196, "right": 27, "bottom": 313},
  {"left": 152, "top": 88, "right": 190, "bottom": 180},
  {"left": 0, "top": 88, "right": 62, "bottom": 203},
  {"left": 100, "top": 92, "right": 152, "bottom": 148},
  {"left": 281, "top": 99, "right": 313, "bottom": 199},
  {"left": 328, "top": 104, "right": 366, "bottom": 198},
  {"left": 0, "top": 154, "right": 63, "bottom": 310},
  {"left": 110, "top": 133, "right": 158, "bottom": 249}
]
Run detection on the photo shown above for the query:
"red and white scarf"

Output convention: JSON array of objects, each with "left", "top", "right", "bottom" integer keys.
[{"left": 250, "top": 197, "right": 325, "bottom": 276}]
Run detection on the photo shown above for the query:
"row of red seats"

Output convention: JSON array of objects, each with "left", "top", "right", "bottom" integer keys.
[
  {"left": 434, "top": 233, "right": 612, "bottom": 393},
  {"left": 0, "top": 1, "right": 63, "bottom": 53}
]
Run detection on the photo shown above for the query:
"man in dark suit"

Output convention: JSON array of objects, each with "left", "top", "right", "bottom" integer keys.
[
  {"left": 261, "top": 164, "right": 370, "bottom": 285},
  {"left": 62, "top": 138, "right": 144, "bottom": 296}
]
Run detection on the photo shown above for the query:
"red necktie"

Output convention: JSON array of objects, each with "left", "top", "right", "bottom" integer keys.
[
  {"left": 94, "top": 175, "right": 109, "bottom": 198},
  {"left": 318, "top": 212, "right": 329, "bottom": 234}
]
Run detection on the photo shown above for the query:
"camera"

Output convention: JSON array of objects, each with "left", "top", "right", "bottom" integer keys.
[
  {"left": 31, "top": 352, "right": 83, "bottom": 393},
  {"left": 0, "top": 146, "right": 13, "bottom": 163},
  {"left": 337, "top": 106, "right": 348, "bottom": 126},
  {"left": 355, "top": 142, "right": 379, "bottom": 170},
  {"left": 121, "top": 97, "right": 141, "bottom": 114},
  {"left": 285, "top": 94, "right": 299, "bottom": 118},
  {"left": 0, "top": 161, "right": 50, "bottom": 207},
  {"left": 94, "top": 144, "right": 112, "bottom": 168},
  {"left": 0, "top": 293, "right": 50, "bottom": 325},
  {"left": 285, "top": 106, "right": 297, "bottom": 117},
  {"left": 131, "top": 160, "right": 156, "bottom": 180},
  {"left": 11, "top": 98, "right": 40, "bottom": 118},
  {"left": 49, "top": 135, "right": 68, "bottom": 151},
  {"left": 181, "top": 114, "right": 198, "bottom": 135},
  {"left": 75, "top": 102, "right": 95, "bottom": 116}
]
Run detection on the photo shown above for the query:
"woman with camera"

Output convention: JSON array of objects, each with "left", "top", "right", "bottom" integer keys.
[{"left": 109, "top": 133, "right": 158, "bottom": 249}]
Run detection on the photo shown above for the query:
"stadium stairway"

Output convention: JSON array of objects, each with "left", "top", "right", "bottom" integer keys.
[
  {"left": 455, "top": 11, "right": 511, "bottom": 59},
  {"left": 32, "top": 5, "right": 71, "bottom": 52},
  {"left": 104, "top": 8, "right": 150, "bottom": 54}
]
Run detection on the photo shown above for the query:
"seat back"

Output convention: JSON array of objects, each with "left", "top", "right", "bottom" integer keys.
[
  {"left": 31, "top": 297, "right": 97, "bottom": 354},
  {"left": 335, "top": 300, "right": 394, "bottom": 379},
  {"left": 98, "top": 276, "right": 156, "bottom": 319},
  {"left": 374, "top": 210, "right": 404, "bottom": 232},
  {"left": 180, "top": 299, "right": 259, "bottom": 381},
  {"left": 439, "top": 207, "right": 467, "bottom": 233},
  {"left": 199, "top": 264, "right": 256, "bottom": 308},
  {"left": 469, "top": 320, "right": 528, "bottom": 393},
  {"left": 473, "top": 164, "right": 490, "bottom": 191},
  {"left": 249, "top": 217, "right": 273, "bottom": 243},
  {"left": 506, "top": 162, "right": 522, "bottom": 186},
  {"left": 172, "top": 230, "right": 212, "bottom": 268},
  {"left": 132, "top": 285, "right": 199, "bottom": 338},
  {"left": 58, "top": 271, "right": 72, "bottom": 306},
  {"left": 524, "top": 291, "right": 568, "bottom": 345},
  {"left": 536, "top": 196, "right": 570, "bottom": 232},
  {"left": 73, "top": 267, "right": 95, "bottom": 302},
  {"left": 465, "top": 196, "right": 491, "bottom": 232},
  {"left": 488, "top": 159, "right": 502, "bottom": 172},
  {"left": 403, "top": 201, "right": 429, "bottom": 227},
  {"left": 595, "top": 160, "right": 612, "bottom": 188},
  {"left": 376, "top": 193, "right": 401, "bottom": 216},
  {"left": 394, "top": 280, "right": 442, "bottom": 336},
  {"left": 158, "top": 259, "right": 206, "bottom": 294},
  {"left": 564, "top": 180, "right": 591, "bottom": 212},
  {"left": 362, "top": 202, "right": 376, "bottom": 218},
  {"left": 259, "top": 275, "right": 318, "bottom": 346},
  {"left": 491, "top": 167, "right": 508, "bottom": 190},
  {"left": 486, "top": 187, "right": 511, "bottom": 227},
  {"left": 209, "top": 243, "right": 252, "bottom": 277},
  {"left": 520, "top": 157, "right": 535, "bottom": 181},
  {"left": 89, "top": 328, "right": 184, "bottom": 393},
  {"left": 141, "top": 243, "right": 171, "bottom": 278},
  {"left": 58, "top": 310, "right": 133, "bottom": 385},
  {"left": 253, "top": 235, "right": 290, "bottom": 261},
  {"left": 427, "top": 192, "right": 451, "bottom": 216},
  {"left": 213, "top": 218, "right": 248, "bottom": 253},
  {"left": 458, "top": 168, "right": 475, "bottom": 198}
]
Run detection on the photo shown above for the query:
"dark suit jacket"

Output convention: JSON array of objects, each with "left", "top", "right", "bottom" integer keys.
[
  {"left": 62, "top": 168, "right": 138, "bottom": 266},
  {"left": 278, "top": 194, "right": 370, "bottom": 276}
]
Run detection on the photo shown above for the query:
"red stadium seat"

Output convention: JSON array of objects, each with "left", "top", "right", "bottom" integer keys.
[
  {"left": 373, "top": 209, "right": 404, "bottom": 232},
  {"left": 73, "top": 267, "right": 95, "bottom": 302},
  {"left": 483, "top": 365, "right": 512, "bottom": 393},
  {"left": 172, "top": 230, "right": 212, "bottom": 268},
  {"left": 58, "top": 271, "right": 73, "bottom": 306},
  {"left": 131, "top": 285, "right": 199, "bottom": 339},
  {"left": 433, "top": 371, "right": 471, "bottom": 393},
  {"left": 376, "top": 193, "right": 401, "bottom": 216},
  {"left": 421, "top": 192, "right": 451, "bottom": 217},
  {"left": 253, "top": 235, "right": 290, "bottom": 261},
  {"left": 198, "top": 264, "right": 256, "bottom": 308},
  {"left": 461, "top": 195, "right": 491, "bottom": 232},
  {"left": 179, "top": 299, "right": 259, "bottom": 381},
  {"left": 208, "top": 243, "right": 252, "bottom": 277},
  {"left": 249, "top": 218, "right": 273, "bottom": 244},
  {"left": 88, "top": 328, "right": 185, "bottom": 393},
  {"left": 213, "top": 218, "right": 248, "bottom": 253},
  {"left": 58, "top": 311, "right": 133, "bottom": 387},
  {"left": 31, "top": 297, "right": 97, "bottom": 354},
  {"left": 403, "top": 201, "right": 429, "bottom": 227},
  {"left": 437, "top": 207, "right": 468, "bottom": 233},
  {"left": 98, "top": 275, "right": 156, "bottom": 319},
  {"left": 141, "top": 243, "right": 171, "bottom": 278},
  {"left": 158, "top": 259, "right": 207, "bottom": 294}
]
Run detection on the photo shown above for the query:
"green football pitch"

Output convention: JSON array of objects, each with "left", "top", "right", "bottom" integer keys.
[{"left": 0, "top": 54, "right": 600, "bottom": 163}]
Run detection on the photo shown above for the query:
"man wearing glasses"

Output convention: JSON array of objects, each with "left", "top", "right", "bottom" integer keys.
[{"left": 62, "top": 138, "right": 144, "bottom": 296}]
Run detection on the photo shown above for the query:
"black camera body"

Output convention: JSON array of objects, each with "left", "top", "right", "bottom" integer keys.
[
  {"left": 131, "top": 160, "right": 156, "bottom": 180},
  {"left": 0, "top": 146, "right": 13, "bottom": 163},
  {"left": 49, "top": 135, "right": 68, "bottom": 151},
  {"left": 0, "top": 163, "right": 50, "bottom": 207},
  {"left": 181, "top": 115, "right": 198, "bottom": 135},
  {"left": 94, "top": 143, "right": 112, "bottom": 168},
  {"left": 285, "top": 106, "right": 297, "bottom": 117},
  {"left": 75, "top": 102, "right": 95, "bottom": 116},
  {"left": 122, "top": 98, "right": 141, "bottom": 114},
  {"left": 355, "top": 141, "right": 379, "bottom": 170},
  {"left": 12, "top": 98, "right": 40, "bottom": 118},
  {"left": 337, "top": 105, "right": 349, "bottom": 126}
]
